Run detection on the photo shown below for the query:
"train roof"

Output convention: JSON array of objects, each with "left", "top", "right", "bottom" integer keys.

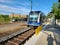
[
  {"left": 29, "top": 11, "right": 45, "bottom": 16},
  {"left": 30, "top": 11, "right": 41, "bottom": 14}
]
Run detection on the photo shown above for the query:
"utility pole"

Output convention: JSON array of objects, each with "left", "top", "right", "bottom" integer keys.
[{"left": 30, "top": 0, "right": 32, "bottom": 11}]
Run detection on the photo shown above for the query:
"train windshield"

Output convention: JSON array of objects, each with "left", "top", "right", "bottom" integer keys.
[{"left": 29, "top": 14, "right": 38, "bottom": 22}]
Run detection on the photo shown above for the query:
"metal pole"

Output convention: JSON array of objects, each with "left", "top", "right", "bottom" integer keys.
[{"left": 30, "top": 0, "right": 32, "bottom": 11}]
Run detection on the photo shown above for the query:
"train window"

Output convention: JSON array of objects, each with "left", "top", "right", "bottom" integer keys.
[
  {"left": 29, "top": 14, "right": 38, "bottom": 21},
  {"left": 40, "top": 13, "right": 43, "bottom": 22}
]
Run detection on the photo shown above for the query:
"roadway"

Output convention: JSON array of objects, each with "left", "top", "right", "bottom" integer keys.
[
  {"left": 0, "top": 22, "right": 27, "bottom": 38},
  {"left": 0, "top": 22, "right": 27, "bottom": 28}
]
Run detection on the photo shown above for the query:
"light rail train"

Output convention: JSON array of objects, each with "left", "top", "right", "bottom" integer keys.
[{"left": 27, "top": 11, "right": 45, "bottom": 28}]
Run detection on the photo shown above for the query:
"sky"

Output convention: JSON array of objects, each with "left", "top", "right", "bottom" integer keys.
[{"left": 0, "top": 0, "right": 58, "bottom": 15}]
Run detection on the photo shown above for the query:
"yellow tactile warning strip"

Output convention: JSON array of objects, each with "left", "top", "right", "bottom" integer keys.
[{"left": 35, "top": 25, "right": 43, "bottom": 35}]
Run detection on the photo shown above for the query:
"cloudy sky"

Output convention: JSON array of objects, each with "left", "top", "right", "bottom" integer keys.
[{"left": 0, "top": 0, "right": 58, "bottom": 15}]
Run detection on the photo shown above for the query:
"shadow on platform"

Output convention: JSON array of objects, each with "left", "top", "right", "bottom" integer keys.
[{"left": 47, "top": 34, "right": 54, "bottom": 45}]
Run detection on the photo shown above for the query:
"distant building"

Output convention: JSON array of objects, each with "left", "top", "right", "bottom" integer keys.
[
  {"left": 9, "top": 13, "right": 20, "bottom": 18},
  {"left": 9, "top": 13, "right": 27, "bottom": 18}
]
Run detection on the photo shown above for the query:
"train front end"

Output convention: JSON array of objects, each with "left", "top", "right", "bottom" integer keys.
[{"left": 27, "top": 11, "right": 41, "bottom": 28}]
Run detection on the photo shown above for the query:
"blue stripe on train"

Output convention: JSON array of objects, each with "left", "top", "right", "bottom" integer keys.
[{"left": 27, "top": 21, "right": 41, "bottom": 26}]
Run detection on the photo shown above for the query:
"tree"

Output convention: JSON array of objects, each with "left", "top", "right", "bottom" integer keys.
[
  {"left": 57, "top": 2, "right": 60, "bottom": 19},
  {"left": 58, "top": 0, "right": 60, "bottom": 2},
  {"left": 52, "top": 3, "right": 58, "bottom": 15},
  {"left": 51, "top": 2, "right": 60, "bottom": 25},
  {"left": 52, "top": 2, "right": 60, "bottom": 19},
  {"left": 0, "top": 14, "right": 10, "bottom": 22}
]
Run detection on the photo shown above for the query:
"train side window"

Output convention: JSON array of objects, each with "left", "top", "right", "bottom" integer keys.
[{"left": 40, "top": 14, "right": 42, "bottom": 21}]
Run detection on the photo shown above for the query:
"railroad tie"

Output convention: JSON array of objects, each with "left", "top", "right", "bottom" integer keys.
[{"left": 5, "top": 41, "right": 18, "bottom": 45}]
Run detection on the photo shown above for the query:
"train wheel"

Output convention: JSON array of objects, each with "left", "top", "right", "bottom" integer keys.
[{"left": 33, "top": 26, "right": 37, "bottom": 29}]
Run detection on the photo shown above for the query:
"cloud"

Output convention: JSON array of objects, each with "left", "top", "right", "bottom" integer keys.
[
  {"left": 0, "top": 0, "right": 30, "bottom": 14},
  {"left": 0, "top": 0, "right": 12, "bottom": 3},
  {"left": 19, "top": 2, "right": 30, "bottom": 6},
  {"left": 0, "top": 0, "right": 30, "bottom": 6},
  {"left": 0, "top": 4, "right": 30, "bottom": 14}
]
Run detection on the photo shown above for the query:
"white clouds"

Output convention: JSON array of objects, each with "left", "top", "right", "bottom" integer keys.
[
  {"left": 0, "top": 4, "right": 16, "bottom": 12},
  {"left": 0, "top": 0, "right": 30, "bottom": 6},
  {"left": 19, "top": 2, "right": 30, "bottom": 6},
  {"left": 0, "top": 0, "right": 12, "bottom": 3},
  {"left": 0, "top": 4, "right": 30, "bottom": 14},
  {"left": 0, "top": 0, "right": 31, "bottom": 14},
  {"left": 0, "top": 0, "right": 7, "bottom": 2}
]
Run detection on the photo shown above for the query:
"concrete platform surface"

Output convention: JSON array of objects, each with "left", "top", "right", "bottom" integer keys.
[
  {"left": 24, "top": 30, "right": 56, "bottom": 45},
  {"left": 24, "top": 24, "right": 60, "bottom": 45},
  {"left": 35, "top": 31, "right": 56, "bottom": 45}
]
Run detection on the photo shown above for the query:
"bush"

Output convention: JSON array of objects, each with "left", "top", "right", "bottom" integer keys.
[{"left": 0, "top": 14, "right": 10, "bottom": 22}]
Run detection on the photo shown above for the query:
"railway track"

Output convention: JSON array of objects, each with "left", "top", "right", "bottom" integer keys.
[{"left": 0, "top": 28, "right": 35, "bottom": 45}]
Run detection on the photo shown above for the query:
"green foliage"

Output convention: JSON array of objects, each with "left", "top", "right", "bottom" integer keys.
[
  {"left": 0, "top": 14, "right": 10, "bottom": 22},
  {"left": 52, "top": 2, "right": 60, "bottom": 19},
  {"left": 47, "top": 15, "right": 52, "bottom": 18},
  {"left": 52, "top": 3, "right": 58, "bottom": 15}
]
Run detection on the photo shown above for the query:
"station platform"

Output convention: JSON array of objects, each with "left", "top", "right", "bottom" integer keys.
[
  {"left": 34, "top": 31, "right": 56, "bottom": 45},
  {"left": 24, "top": 24, "right": 59, "bottom": 45}
]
